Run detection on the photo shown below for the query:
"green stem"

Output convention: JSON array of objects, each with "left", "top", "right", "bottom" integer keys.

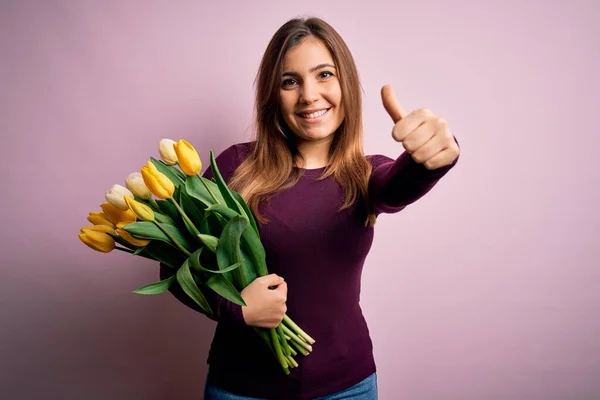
[
  {"left": 168, "top": 197, "right": 201, "bottom": 237},
  {"left": 270, "top": 327, "right": 288, "bottom": 371},
  {"left": 149, "top": 197, "right": 160, "bottom": 211},
  {"left": 152, "top": 220, "right": 192, "bottom": 257},
  {"left": 196, "top": 173, "right": 220, "bottom": 204},
  {"left": 114, "top": 246, "right": 135, "bottom": 254},
  {"left": 288, "top": 337, "right": 310, "bottom": 357},
  {"left": 283, "top": 314, "right": 315, "bottom": 344},
  {"left": 286, "top": 354, "right": 298, "bottom": 368},
  {"left": 276, "top": 324, "right": 292, "bottom": 357},
  {"left": 281, "top": 323, "right": 312, "bottom": 352}
]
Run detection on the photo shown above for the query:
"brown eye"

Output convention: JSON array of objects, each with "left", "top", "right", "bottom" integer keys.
[
  {"left": 320, "top": 71, "right": 334, "bottom": 78},
  {"left": 282, "top": 78, "right": 297, "bottom": 88}
]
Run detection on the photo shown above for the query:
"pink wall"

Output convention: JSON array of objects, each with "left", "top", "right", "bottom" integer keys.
[{"left": 2, "top": 0, "right": 599, "bottom": 399}]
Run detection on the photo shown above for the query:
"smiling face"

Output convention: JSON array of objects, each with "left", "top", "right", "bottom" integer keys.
[{"left": 279, "top": 37, "right": 345, "bottom": 145}]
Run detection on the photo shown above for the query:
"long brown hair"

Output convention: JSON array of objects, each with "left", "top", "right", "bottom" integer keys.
[{"left": 228, "top": 17, "right": 377, "bottom": 227}]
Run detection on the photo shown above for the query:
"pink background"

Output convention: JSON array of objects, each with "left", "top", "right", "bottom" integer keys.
[{"left": 2, "top": 1, "right": 599, "bottom": 399}]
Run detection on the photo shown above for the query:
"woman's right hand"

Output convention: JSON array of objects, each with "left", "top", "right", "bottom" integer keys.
[{"left": 240, "top": 274, "right": 287, "bottom": 328}]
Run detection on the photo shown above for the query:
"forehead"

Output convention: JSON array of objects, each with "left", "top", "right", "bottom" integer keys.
[{"left": 282, "top": 38, "right": 335, "bottom": 70}]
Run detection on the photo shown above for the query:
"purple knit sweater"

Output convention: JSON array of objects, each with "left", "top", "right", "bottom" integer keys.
[{"left": 160, "top": 140, "right": 458, "bottom": 399}]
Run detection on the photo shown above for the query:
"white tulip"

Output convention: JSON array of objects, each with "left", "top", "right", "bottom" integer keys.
[
  {"left": 125, "top": 172, "right": 151, "bottom": 199},
  {"left": 105, "top": 184, "right": 134, "bottom": 211},
  {"left": 158, "top": 139, "right": 178, "bottom": 165}
]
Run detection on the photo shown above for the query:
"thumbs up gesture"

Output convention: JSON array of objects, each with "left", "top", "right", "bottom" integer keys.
[{"left": 381, "top": 84, "right": 460, "bottom": 170}]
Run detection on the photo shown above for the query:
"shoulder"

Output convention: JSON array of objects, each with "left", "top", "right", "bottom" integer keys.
[
  {"left": 217, "top": 141, "right": 254, "bottom": 163},
  {"left": 366, "top": 154, "right": 394, "bottom": 169},
  {"left": 210, "top": 141, "right": 254, "bottom": 166},
  {"left": 204, "top": 141, "right": 254, "bottom": 182}
]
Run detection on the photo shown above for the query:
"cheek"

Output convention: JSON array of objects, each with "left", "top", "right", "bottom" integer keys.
[{"left": 280, "top": 94, "right": 297, "bottom": 116}]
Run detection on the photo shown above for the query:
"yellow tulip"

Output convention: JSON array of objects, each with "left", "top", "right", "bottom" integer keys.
[
  {"left": 80, "top": 224, "right": 116, "bottom": 236},
  {"left": 100, "top": 202, "right": 136, "bottom": 225},
  {"left": 116, "top": 228, "right": 150, "bottom": 247},
  {"left": 158, "top": 139, "right": 178, "bottom": 165},
  {"left": 125, "top": 172, "right": 152, "bottom": 199},
  {"left": 116, "top": 221, "right": 131, "bottom": 229},
  {"left": 141, "top": 160, "right": 175, "bottom": 199},
  {"left": 124, "top": 196, "right": 155, "bottom": 222},
  {"left": 87, "top": 212, "right": 116, "bottom": 228},
  {"left": 79, "top": 228, "right": 115, "bottom": 253},
  {"left": 105, "top": 184, "right": 134, "bottom": 211},
  {"left": 174, "top": 139, "right": 202, "bottom": 176}
]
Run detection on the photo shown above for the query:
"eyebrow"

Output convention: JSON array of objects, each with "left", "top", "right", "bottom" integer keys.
[{"left": 282, "top": 63, "right": 336, "bottom": 77}]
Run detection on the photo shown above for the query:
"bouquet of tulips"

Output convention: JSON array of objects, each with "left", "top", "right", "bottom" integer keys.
[{"left": 78, "top": 138, "right": 315, "bottom": 374}]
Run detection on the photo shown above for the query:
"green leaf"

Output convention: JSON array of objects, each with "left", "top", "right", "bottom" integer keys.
[
  {"left": 154, "top": 212, "right": 176, "bottom": 225},
  {"left": 198, "top": 234, "right": 219, "bottom": 252},
  {"left": 206, "top": 274, "right": 246, "bottom": 306},
  {"left": 216, "top": 215, "right": 248, "bottom": 289},
  {"left": 206, "top": 204, "right": 267, "bottom": 276},
  {"left": 206, "top": 204, "right": 238, "bottom": 220},
  {"left": 231, "top": 190, "right": 259, "bottom": 236},
  {"left": 209, "top": 150, "right": 244, "bottom": 214},
  {"left": 180, "top": 187, "right": 207, "bottom": 225},
  {"left": 133, "top": 246, "right": 145, "bottom": 255},
  {"left": 122, "top": 221, "right": 193, "bottom": 252},
  {"left": 139, "top": 240, "right": 186, "bottom": 268},
  {"left": 156, "top": 199, "right": 179, "bottom": 222},
  {"left": 150, "top": 157, "right": 186, "bottom": 186},
  {"left": 176, "top": 259, "right": 213, "bottom": 314},
  {"left": 189, "top": 247, "right": 243, "bottom": 274},
  {"left": 132, "top": 274, "right": 175, "bottom": 295},
  {"left": 185, "top": 175, "right": 224, "bottom": 207}
]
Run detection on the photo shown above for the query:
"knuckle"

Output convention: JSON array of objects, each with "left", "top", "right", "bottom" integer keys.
[{"left": 417, "top": 108, "right": 432, "bottom": 117}]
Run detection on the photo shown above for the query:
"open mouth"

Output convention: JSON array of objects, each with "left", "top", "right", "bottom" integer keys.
[{"left": 297, "top": 107, "right": 332, "bottom": 121}]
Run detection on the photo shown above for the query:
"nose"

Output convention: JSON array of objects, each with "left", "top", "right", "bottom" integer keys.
[{"left": 299, "top": 80, "right": 319, "bottom": 104}]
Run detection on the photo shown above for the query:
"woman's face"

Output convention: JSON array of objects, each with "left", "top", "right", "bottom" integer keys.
[{"left": 279, "top": 38, "right": 344, "bottom": 143}]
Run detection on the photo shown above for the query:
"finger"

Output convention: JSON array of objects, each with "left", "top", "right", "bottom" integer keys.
[
  {"left": 392, "top": 108, "right": 436, "bottom": 143},
  {"left": 423, "top": 148, "right": 455, "bottom": 170},
  {"left": 263, "top": 274, "right": 284, "bottom": 287},
  {"left": 401, "top": 117, "right": 439, "bottom": 153},
  {"left": 381, "top": 84, "right": 407, "bottom": 124},
  {"left": 275, "top": 281, "right": 288, "bottom": 296},
  {"left": 423, "top": 138, "right": 459, "bottom": 170},
  {"left": 410, "top": 131, "right": 446, "bottom": 163}
]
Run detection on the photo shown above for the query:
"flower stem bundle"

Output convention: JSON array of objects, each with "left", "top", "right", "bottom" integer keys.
[{"left": 78, "top": 138, "right": 314, "bottom": 374}]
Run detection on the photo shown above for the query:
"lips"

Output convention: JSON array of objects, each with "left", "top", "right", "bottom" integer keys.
[{"left": 297, "top": 107, "right": 331, "bottom": 119}]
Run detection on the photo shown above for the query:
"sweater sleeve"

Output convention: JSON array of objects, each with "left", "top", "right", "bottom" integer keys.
[
  {"left": 158, "top": 143, "right": 248, "bottom": 327},
  {"left": 368, "top": 137, "right": 460, "bottom": 215}
]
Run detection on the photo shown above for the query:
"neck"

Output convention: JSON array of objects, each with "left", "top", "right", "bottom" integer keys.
[{"left": 292, "top": 136, "right": 333, "bottom": 169}]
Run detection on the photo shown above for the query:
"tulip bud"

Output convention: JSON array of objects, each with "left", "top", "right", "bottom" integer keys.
[
  {"left": 100, "top": 202, "right": 136, "bottom": 225},
  {"left": 80, "top": 224, "right": 116, "bottom": 236},
  {"left": 141, "top": 161, "right": 175, "bottom": 199},
  {"left": 124, "top": 196, "right": 155, "bottom": 222},
  {"left": 105, "top": 184, "right": 134, "bottom": 211},
  {"left": 125, "top": 172, "right": 152, "bottom": 199},
  {"left": 116, "top": 228, "right": 150, "bottom": 247},
  {"left": 87, "top": 212, "right": 116, "bottom": 228},
  {"left": 174, "top": 139, "right": 202, "bottom": 176},
  {"left": 79, "top": 228, "right": 115, "bottom": 253},
  {"left": 159, "top": 139, "right": 178, "bottom": 165}
]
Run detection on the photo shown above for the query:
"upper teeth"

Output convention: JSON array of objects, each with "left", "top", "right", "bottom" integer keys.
[{"left": 302, "top": 109, "right": 328, "bottom": 118}]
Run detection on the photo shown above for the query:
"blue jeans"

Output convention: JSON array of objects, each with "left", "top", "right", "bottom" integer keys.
[{"left": 203, "top": 372, "right": 378, "bottom": 400}]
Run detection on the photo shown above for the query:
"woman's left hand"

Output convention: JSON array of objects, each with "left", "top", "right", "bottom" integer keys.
[{"left": 381, "top": 84, "right": 460, "bottom": 170}]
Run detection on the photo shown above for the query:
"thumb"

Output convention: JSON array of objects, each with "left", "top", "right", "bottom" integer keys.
[{"left": 381, "top": 84, "right": 407, "bottom": 124}]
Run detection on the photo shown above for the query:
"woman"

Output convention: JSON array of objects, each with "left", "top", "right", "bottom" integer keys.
[{"left": 161, "top": 16, "right": 459, "bottom": 400}]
